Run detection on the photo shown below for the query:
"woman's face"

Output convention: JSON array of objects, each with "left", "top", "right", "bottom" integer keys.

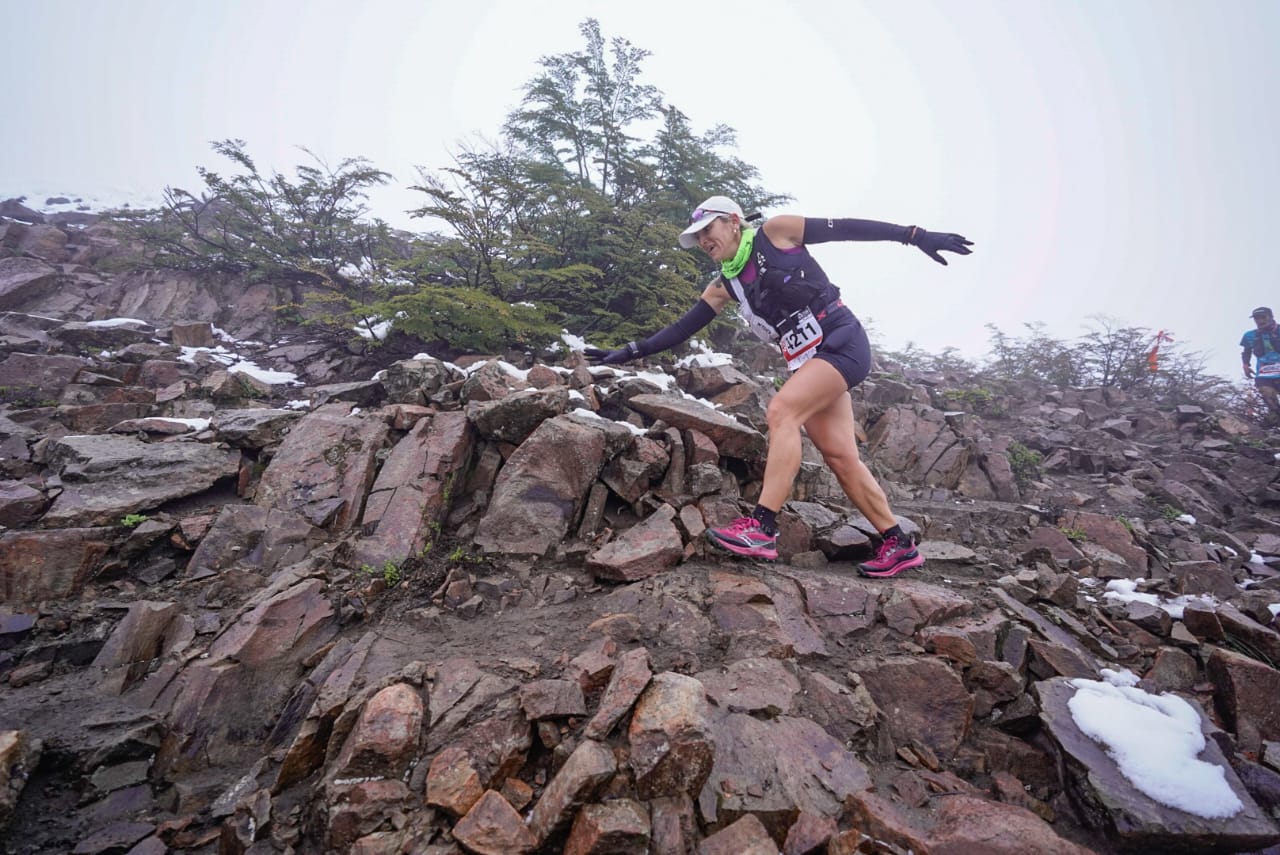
[{"left": 695, "top": 215, "right": 740, "bottom": 262}]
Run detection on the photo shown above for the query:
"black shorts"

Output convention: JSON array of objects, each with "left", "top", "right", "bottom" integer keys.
[
  {"left": 1255, "top": 376, "right": 1280, "bottom": 391},
  {"left": 812, "top": 307, "right": 871, "bottom": 390}
]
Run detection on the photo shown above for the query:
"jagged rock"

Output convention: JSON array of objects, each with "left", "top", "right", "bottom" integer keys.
[
  {"left": 183, "top": 505, "right": 318, "bottom": 579},
  {"left": 352, "top": 410, "right": 473, "bottom": 569},
  {"left": 697, "top": 712, "right": 871, "bottom": 839},
  {"left": 156, "top": 577, "right": 337, "bottom": 775},
  {"left": 467, "top": 386, "right": 571, "bottom": 445},
  {"left": 52, "top": 320, "right": 155, "bottom": 350},
  {"left": 696, "top": 657, "right": 800, "bottom": 716},
  {"left": 698, "top": 813, "right": 778, "bottom": 854},
  {"left": 91, "top": 601, "right": 191, "bottom": 694},
  {"left": 254, "top": 403, "right": 389, "bottom": 530},
  {"left": 0, "top": 730, "right": 41, "bottom": 831},
  {"left": 0, "top": 258, "right": 58, "bottom": 310},
  {"left": 475, "top": 413, "right": 632, "bottom": 557},
  {"left": 1207, "top": 647, "right": 1280, "bottom": 747},
  {"left": 926, "top": 793, "right": 1098, "bottom": 854},
  {"left": 380, "top": 357, "right": 463, "bottom": 405},
  {"left": 855, "top": 655, "right": 973, "bottom": 759},
  {"left": 586, "top": 503, "right": 684, "bottom": 582},
  {"left": 452, "top": 789, "right": 537, "bottom": 854},
  {"left": 519, "top": 678, "right": 586, "bottom": 720},
  {"left": 0, "top": 480, "right": 45, "bottom": 526},
  {"left": 880, "top": 579, "right": 971, "bottom": 635},
  {"left": 42, "top": 433, "right": 241, "bottom": 527},
  {"left": 528, "top": 739, "right": 616, "bottom": 844},
  {"left": 0, "top": 199, "right": 45, "bottom": 223},
  {"left": 563, "top": 798, "right": 650, "bottom": 855},
  {"left": 329, "top": 682, "right": 423, "bottom": 783},
  {"left": 0, "top": 527, "right": 118, "bottom": 604},
  {"left": 629, "top": 671, "right": 714, "bottom": 800},
  {"left": 425, "top": 746, "right": 485, "bottom": 817},
  {"left": 1213, "top": 603, "right": 1280, "bottom": 665},
  {"left": 626, "top": 393, "right": 765, "bottom": 460},
  {"left": 583, "top": 647, "right": 652, "bottom": 740},
  {"left": 209, "top": 407, "right": 303, "bottom": 448}
]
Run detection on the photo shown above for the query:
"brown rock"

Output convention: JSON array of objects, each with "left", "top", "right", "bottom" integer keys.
[
  {"left": 698, "top": 813, "right": 779, "bottom": 855},
  {"left": 519, "top": 679, "right": 587, "bottom": 721},
  {"left": 332, "top": 682, "right": 424, "bottom": 781},
  {"left": 452, "top": 790, "right": 536, "bottom": 855},
  {"left": 528, "top": 739, "right": 616, "bottom": 843},
  {"left": 928, "top": 794, "right": 1095, "bottom": 854},
  {"left": 628, "top": 672, "right": 714, "bottom": 800},
  {"left": 856, "top": 656, "right": 973, "bottom": 758},
  {"left": 563, "top": 798, "right": 650, "bottom": 855},
  {"left": 425, "top": 746, "right": 484, "bottom": 817},
  {"left": 782, "top": 811, "right": 836, "bottom": 855},
  {"left": 584, "top": 647, "right": 652, "bottom": 740}
]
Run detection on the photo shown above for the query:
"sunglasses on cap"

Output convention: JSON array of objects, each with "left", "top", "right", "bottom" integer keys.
[{"left": 689, "top": 208, "right": 732, "bottom": 224}]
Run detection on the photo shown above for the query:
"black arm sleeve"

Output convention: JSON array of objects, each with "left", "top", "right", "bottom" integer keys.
[
  {"left": 634, "top": 299, "right": 717, "bottom": 356},
  {"left": 803, "top": 217, "right": 914, "bottom": 245}
]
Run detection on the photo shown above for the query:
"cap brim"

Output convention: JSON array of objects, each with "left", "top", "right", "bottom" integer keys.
[{"left": 678, "top": 213, "right": 724, "bottom": 249}]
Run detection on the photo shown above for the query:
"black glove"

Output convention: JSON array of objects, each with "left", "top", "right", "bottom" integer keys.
[
  {"left": 584, "top": 342, "right": 640, "bottom": 365},
  {"left": 912, "top": 228, "right": 974, "bottom": 266}
]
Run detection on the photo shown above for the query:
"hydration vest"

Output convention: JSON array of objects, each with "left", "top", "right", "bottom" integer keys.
[
  {"left": 1253, "top": 326, "right": 1280, "bottom": 358},
  {"left": 734, "top": 228, "right": 841, "bottom": 329}
]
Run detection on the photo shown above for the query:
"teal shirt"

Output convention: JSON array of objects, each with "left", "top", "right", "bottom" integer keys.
[{"left": 1242, "top": 326, "right": 1280, "bottom": 375}]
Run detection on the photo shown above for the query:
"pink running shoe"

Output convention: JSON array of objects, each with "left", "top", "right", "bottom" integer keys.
[
  {"left": 706, "top": 516, "right": 778, "bottom": 560},
  {"left": 857, "top": 535, "right": 925, "bottom": 578}
]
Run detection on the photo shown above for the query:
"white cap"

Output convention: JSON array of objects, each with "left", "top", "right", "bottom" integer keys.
[{"left": 678, "top": 195, "right": 744, "bottom": 249}]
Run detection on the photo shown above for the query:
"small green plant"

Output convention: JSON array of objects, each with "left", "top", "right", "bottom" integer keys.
[
  {"left": 942, "top": 387, "right": 994, "bottom": 406},
  {"left": 447, "top": 545, "right": 483, "bottom": 564},
  {"left": 120, "top": 513, "right": 150, "bottom": 528},
  {"left": 381, "top": 560, "right": 401, "bottom": 587},
  {"left": 1161, "top": 504, "right": 1183, "bottom": 521},
  {"left": 1006, "top": 441, "right": 1043, "bottom": 490},
  {"left": 1059, "top": 526, "right": 1088, "bottom": 542},
  {"left": 359, "top": 560, "right": 402, "bottom": 587},
  {"left": 1116, "top": 515, "right": 1134, "bottom": 533}
]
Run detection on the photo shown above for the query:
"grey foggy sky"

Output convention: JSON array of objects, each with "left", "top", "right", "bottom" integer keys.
[{"left": 3, "top": 0, "right": 1278, "bottom": 382}]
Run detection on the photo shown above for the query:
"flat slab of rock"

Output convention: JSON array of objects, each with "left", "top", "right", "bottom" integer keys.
[{"left": 1037, "top": 677, "right": 1280, "bottom": 852}]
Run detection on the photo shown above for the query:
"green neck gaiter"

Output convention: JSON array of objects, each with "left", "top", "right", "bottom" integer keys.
[{"left": 720, "top": 227, "right": 755, "bottom": 279}]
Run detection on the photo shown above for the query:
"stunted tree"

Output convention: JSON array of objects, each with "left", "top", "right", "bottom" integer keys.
[
  {"left": 1077, "top": 315, "right": 1154, "bottom": 389},
  {"left": 985, "top": 322, "right": 1085, "bottom": 388},
  {"left": 122, "top": 139, "right": 394, "bottom": 293},
  {"left": 505, "top": 18, "right": 661, "bottom": 201}
]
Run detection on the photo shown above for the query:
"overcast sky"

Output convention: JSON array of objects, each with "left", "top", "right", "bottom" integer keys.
[{"left": 4, "top": 0, "right": 1278, "bottom": 381}]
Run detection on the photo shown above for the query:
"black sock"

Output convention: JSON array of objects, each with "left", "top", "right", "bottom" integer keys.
[
  {"left": 880, "top": 524, "right": 905, "bottom": 543},
  {"left": 752, "top": 505, "right": 778, "bottom": 536}
]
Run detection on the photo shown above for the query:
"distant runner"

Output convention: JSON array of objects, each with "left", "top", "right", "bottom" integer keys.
[{"left": 1241, "top": 306, "right": 1280, "bottom": 424}]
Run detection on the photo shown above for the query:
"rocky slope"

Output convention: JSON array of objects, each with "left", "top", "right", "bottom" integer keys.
[{"left": 0, "top": 199, "right": 1279, "bottom": 854}]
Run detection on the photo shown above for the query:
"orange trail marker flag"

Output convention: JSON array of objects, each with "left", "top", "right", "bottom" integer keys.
[{"left": 1148, "top": 330, "right": 1174, "bottom": 373}]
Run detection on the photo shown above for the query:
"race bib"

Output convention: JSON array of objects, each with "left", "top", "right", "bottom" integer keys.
[
  {"left": 1259, "top": 362, "right": 1280, "bottom": 377},
  {"left": 778, "top": 308, "right": 823, "bottom": 371}
]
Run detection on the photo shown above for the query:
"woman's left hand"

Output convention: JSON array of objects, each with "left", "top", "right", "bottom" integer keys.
[
  {"left": 914, "top": 229, "right": 974, "bottom": 265},
  {"left": 584, "top": 343, "right": 639, "bottom": 365}
]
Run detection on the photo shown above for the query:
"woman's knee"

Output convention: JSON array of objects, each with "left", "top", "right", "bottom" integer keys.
[
  {"left": 765, "top": 397, "right": 805, "bottom": 432},
  {"left": 819, "top": 445, "right": 863, "bottom": 473}
]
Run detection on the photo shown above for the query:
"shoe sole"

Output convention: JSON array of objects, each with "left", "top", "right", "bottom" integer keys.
[
  {"left": 857, "top": 553, "right": 926, "bottom": 578},
  {"left": 706, "top": 531, "right": 778, "bottom": 561}
]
